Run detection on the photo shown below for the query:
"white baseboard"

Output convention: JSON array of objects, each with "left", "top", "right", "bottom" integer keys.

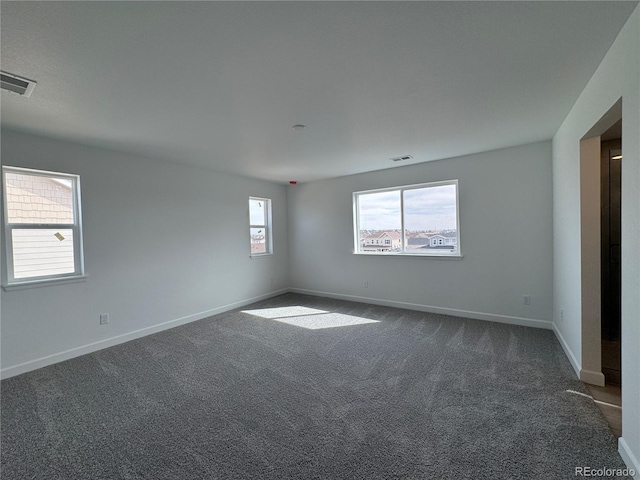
[
  {"left": 289, "top": 288, "right": 553, "bottom": 330},
  {"left": 579, "top": 368, "right": 606, "bottom": 387},
  {"left": 0, "top": 288, "right": 289, "bottom": 380},
  {"left": 552, "top": 323, "right": 581, "bottom": 378},
  {"left": 619, "top": 437, "right": 640, "bottom": 479}
]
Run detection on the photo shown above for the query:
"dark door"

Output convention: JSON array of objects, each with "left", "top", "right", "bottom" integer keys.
[{"left": 601, "top": 142, "right": 621, "bottom": 386}]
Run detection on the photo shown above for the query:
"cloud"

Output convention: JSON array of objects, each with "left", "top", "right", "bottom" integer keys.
[
  {"left": 404, "top": 185, "right": 456, "bottom": 230},
  {"left": 357, "top": 184, "right": 457, "bottom": 231},
  {"left": 358, "top": 190, "right": 401, "bottom": 230}
]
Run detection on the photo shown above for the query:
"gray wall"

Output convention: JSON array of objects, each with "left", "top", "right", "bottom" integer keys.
[
  {"left": 287, "top": 141, "right": 553, "bottom": 328},
  {"left": 1, "top": 129, "right": 289, "bottom": 377},
  {"left": 552, "top": 5, "right": 640, "bottom": 472}
]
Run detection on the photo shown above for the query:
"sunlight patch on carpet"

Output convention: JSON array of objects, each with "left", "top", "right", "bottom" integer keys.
[
  {"left": 565, "top": 389, "right": 593, "bottom": 400},
  {"left": 242, "top": 306, "right": 328, "bottom": 319},
  {"left": 243, "top": 307, "right": 379, "bottom": 329}
]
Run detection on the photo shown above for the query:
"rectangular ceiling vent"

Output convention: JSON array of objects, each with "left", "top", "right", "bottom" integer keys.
[
  {"left": 391, "top": 155, "right": 413, "bottom": 162},
  {"left": 1, "top": 71, "right": 37, "bottom": 97}
]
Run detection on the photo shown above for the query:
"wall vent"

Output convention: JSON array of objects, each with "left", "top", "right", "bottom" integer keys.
[
  {"left": 391, "top": 155, "right": 413, "bottom": 162},
  {"left": 1, "top": 71, "right": 36, "bottom": 97}
]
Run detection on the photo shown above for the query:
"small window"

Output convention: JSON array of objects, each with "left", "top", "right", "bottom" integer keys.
[
  {"left": 3, "top": 166, "right": 85, "bottom": 286},
  {"left": 353, "top": 180, "right": 460, "bottom": 256},
  {"left": 249, "top": 197, "right": 272, "bottom": 255}
]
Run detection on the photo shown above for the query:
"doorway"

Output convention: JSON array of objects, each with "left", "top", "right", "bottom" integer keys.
[
  {"left": 579, "top": 101, "right": 623, "bottom": 437},
  {"left": 600, "top": 123, "right": 622, "bottom": 387}
]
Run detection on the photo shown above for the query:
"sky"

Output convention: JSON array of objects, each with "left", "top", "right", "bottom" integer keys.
[
  {"left": 249, "top": 198, "right": 266, "bottom": 225},
  {"left": 358, "top": 184, "right": 457, "bottom": 231}
]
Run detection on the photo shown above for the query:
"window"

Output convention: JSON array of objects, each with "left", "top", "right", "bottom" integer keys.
[
  {"left": 249, "top": 197, "right": 272, "bottom": 255},
  {"left": 353, "top": 180, "right": 460, "bottom": 256},
  {"left": 3, "top": 166, "right": 85, "bottom": 286}
]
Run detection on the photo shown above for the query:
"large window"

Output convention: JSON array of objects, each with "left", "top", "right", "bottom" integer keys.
[
  {"left": 249, "top": 196, "right": 272, "bottom": 255},
  {"left": 3, "top": 166, "right": 85, "bottom": 286},
  {"left": 353, "top": 180, "right": 460, "bottom": 256}
]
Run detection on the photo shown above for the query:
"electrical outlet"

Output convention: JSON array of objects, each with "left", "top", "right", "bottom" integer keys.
[
  {"left": 99, "top": 313, "right": 109, "bottom": 325},
  {"left": 523, "top": 295, "right": 531, "bottom": 305},
  {"left": 560, "top": 309, "right": 564, "bottom": 321},
  {"left": 363, "top": 280, "right": 368, "bottom": 288}
]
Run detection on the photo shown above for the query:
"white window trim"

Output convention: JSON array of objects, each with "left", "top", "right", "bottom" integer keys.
[
  {"left": 2, "top": 166, "right": 86, "bottom": 289},
  {"left": 352, "top": 179, "right": 462, "bottom": 258},
  {"left": 249, "top": 196, "right": 273, "bottom": 257},
  {"left": 2, "top": 275, "right": 87, "bottom": 292}
]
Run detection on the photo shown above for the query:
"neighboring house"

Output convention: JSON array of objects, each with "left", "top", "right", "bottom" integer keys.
[
  {"left": 406, "top": 231, "right": 457, "bottom": 250},
  {"left": 362, "top": 230, "right": 457, "bottom": 252},
  {"left": 4, "top": 173, "right": 75, "bottom": 278},
  {"left": 406, "top": 232, "right": 434, "bottom": 246},
  {"left": 426, "top": 231, "right": 457, "bottom": 248},
  {"left": 250, "top": 233, "right": 266, "bottom": 254},
  {"left": 361, "top": 231, "right": 402, "bottom": 252}
]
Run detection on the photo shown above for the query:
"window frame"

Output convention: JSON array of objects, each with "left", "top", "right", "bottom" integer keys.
[
  {"left": 2, "top": 166, "right": 86, "bottom": 288},
  {"left": 248, "top": 196, "right": 273, "bottom": 256},
  {"left": 352, "top": 179, "right": 462, "bottom": 257}
]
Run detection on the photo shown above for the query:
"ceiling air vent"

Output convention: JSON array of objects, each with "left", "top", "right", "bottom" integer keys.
[
  {"left": 1, "top": 71, "right": 36, "bottom": 97},
  {"left": 391, "top": 155, "right": 413, "bottom": 162}
]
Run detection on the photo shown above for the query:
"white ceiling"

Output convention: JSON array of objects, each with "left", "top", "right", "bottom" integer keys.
[{"left": 1, "top": 1, "right": 637, "bottom": 184}]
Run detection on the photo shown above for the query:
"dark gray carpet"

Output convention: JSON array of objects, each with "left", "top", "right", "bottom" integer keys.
[{"left": 1, "top": 293, "right": 630, "bottom": 479}]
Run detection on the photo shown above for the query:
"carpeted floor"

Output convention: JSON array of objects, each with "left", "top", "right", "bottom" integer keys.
[{"left": 1, "top": 293, "right": 631, "bottom": 479}]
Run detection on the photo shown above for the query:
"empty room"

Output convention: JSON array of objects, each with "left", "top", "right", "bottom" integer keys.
[{"left": 1, "top": 1, "right": 639, "bottom": 479}]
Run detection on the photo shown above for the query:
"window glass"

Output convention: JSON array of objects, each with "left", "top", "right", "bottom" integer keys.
[
  {"left": 249, "top": 197, "right": 272, "bottom": 255},
  {"left": 354, "top": 180, "right": 459, "bottom": 256},
  {"left": 357, "top": 190, "right": 401, "bottom": 232},
  {"left": 11, "top": 228, "right": 75, "bottom": 278},
  {"left": 3, "top": 167, "right": 84, "bottom": 285},
  {"left": 5, "top": 172, "right": 74, "bottom": 224},
  {"left": 249, "top": 198, "right": 266, "bottom": 225}
]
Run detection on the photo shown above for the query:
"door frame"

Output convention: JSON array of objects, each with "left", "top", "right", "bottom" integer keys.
[{"left": 579, "top": 99, "right": 622, "bottom": 386}]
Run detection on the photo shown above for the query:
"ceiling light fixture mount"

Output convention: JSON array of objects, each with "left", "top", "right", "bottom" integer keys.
[{"left": 292, "top": 124, "right": 307, "bottom": 131}]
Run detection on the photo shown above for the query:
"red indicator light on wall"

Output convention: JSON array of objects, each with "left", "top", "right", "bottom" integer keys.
[{"left": 289, "top": 181, "right": 297, "bottom": 185}]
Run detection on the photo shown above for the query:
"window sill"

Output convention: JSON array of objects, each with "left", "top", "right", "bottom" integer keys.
[
  {"left": 353, "top": 252, "right": 464, "bottom": 259},
  {"left": 250, "top": 253, "right": 273, "bottom": 258},
  {"left": 2, "top": 275, "right": 88, "bottom": 292}
]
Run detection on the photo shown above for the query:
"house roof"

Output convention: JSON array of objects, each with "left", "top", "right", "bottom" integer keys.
[
  {"left": 428, "top": 232, "right": 458, "bottom": 239},
  {"left": 1, "top": 2, "right": 636, "bottom": 184},
  {"left": 407, "top": 237, "right": 429, "bottom": 245},
  {"left": 363, "top": 231, "right": 401, "bottom": 240}
]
